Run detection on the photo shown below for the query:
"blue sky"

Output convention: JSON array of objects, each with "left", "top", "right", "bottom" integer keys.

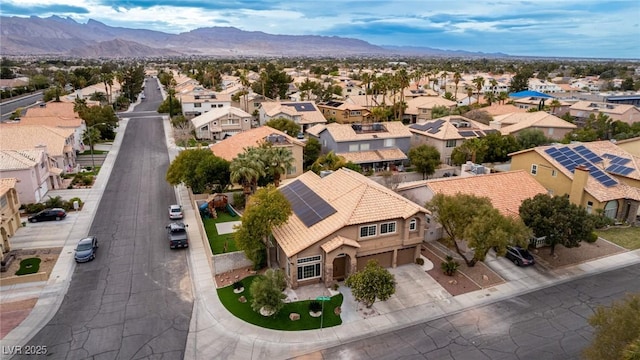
[{"left": 2, "top": 0, "right": 639, "bottom": 58}]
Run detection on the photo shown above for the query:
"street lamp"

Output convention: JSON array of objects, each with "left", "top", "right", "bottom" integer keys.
[{"left": 85, "top": 123, "right": 107, "bottom": 172}]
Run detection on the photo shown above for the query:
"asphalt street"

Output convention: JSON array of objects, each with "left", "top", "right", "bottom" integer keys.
[
  {"left": 0, "top": 92, "right": 44, "bottom": 121},
  {"left": 303, "top": 262, "right": 640, "bottom": 360},
  {"left": 16, "top": 82, "right": 195, "bottom": 359}
]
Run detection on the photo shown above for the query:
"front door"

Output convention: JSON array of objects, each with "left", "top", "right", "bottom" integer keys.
[{"left": 333, "top": 255, "right": 346, "bottom": 280}]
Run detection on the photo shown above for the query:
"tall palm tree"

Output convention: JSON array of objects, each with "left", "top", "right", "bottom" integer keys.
[
  {"left": 361, "top": 72, "right": 373, "bottom": 108},
  {"left": 239, "top": 69, "right": 251, "bottom": 113},
  {"left": 262, "top": 146, "right": 294, "bottom": 187},
  {"left": 230, "top": 149, "right": 266, "bottom": 197},
  {"left": 485, "top": 91, "right": 497, "bottom": 106},
  {"left": 498, "top": 91, "right": 509, "bottom": 105},
  {"left": 396, "top": 69, "right": 410, "bottom": 121},
  {"left": 489, "top": 78, "right": 498, "bottom": 94},
  {"left": 412, "top": 69, "right": 424, "bottom": 90},
  {"left": 440, "top": 71, "right": 448, "bottom": 92},
  {"left": 472, "top": 76, "right": 485, "bottom": 105},
  {"left": 453, "top": 72, "right": 462, "bottom": 100},
  {"left": 549, "top": 99, "right": 561, "bottom": 114}
]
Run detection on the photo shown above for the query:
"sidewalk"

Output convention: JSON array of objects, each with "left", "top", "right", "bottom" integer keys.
[{"left": 2, "top": 112, "right": 640, "bottom": 360}]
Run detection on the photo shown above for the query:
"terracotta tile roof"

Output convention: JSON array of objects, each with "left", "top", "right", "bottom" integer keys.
[
  {"left": 408, "top": 116, "right": 494, "bottom": 140},
  {"left": 191, "top": 106, "right": 252, "bottom": 129},
  {"left": 0, "top": 150, "right": 42, "bottom": 170},
  {"left": 209, "top": 126, "right": 304, "bottom": 161},
  {"left": 179, "top": 92, "right": 232, "bottom": 103},
  {"left": 23, "top": 102, "right": 79, "bottom": 120},
  {"left": 17, "top": 115, "right": 84, "bottom": 128},
  {"left": 0, "top": 178, "right": 18, "bottom": 196},
  {"left": 338, "top": 148, "right": 408, "bottom": 164},
  {"left": 570, "top": 100, "right": 638, "bottom": 115},
  {"left": 494, "top": 112, "right": 576, "bottom": 135},
  {"left": 0, "top": 125, "right": 74, "bottom": 157},
  {"left": 316, "top": 122, "right": 411, "bottom": 142},
  {"left": 405, "top": 96, "right": 457, "bottom": 115},
  {"left": 422, "top": 170, "right": 547, "bottom": 217},
  {"left": 344, "top": 94, "right": 396, "bottom": 108},
  {"left": 482, "top": 104, "right": 527, "bottom": 116},
  {"left": 273, "top": 168, "right": 430, "bottom": 257},
  {"left": 261, "top": 101, "right": 327, "bottom": 125},
  {"left": 514, "top": 141, "right": 640, "bottom": 202},
  {"left": 320, "top": 235, "right": 361, "bottom": 253}
]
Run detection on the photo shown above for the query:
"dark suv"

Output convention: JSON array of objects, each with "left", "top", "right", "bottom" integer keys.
[
  {"left": 505, "top": 246, "right": 535, "bottom": 266},
  {"left": 166, "top": 222, "right": 189, "bottom": 249},
  {"left": 28, "top": 208, "right": 67, "bottom": 223}
]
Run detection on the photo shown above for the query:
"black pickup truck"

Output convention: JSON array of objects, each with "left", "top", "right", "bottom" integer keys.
[{"left": 166, "top": 222, "right": 189, "bottom": 249}]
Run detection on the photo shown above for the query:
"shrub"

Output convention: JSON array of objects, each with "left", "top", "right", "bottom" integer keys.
[
  {"left": 232, "top": 192, "right": 245, "bottom": 208},
  {"left": 249, "top": 269, "right": 287, "bottom": 316},
  {"left": 44, "top": 195, "right": 64, "bottom": 208},
  {"left": 24, "top": 203, "right": 46, "bottom": 214},
  {"left": 415, "top": 257, "right": 425, "bottom": 266},
  {"left": 309, "top": 300, "right": 323, "bottom": 313},
  {"left": 585, "top": 232, "right": 599, "bottom": 243},
  {"left": 441, "top": 255, "right": 460, "bottom": 276},
  {"left": 15, "top": 257, "right": 41, "bottom": 275},
  {"left": 64, "top": 197, "right": 84, "bottom": 211},
  {"left": 233, "top": 281, "right": 244, "bottom": 290}
]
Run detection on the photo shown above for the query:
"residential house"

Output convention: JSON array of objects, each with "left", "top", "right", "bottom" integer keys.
[
  {"left": 408, "top": 116, "right": 497, "bottom": 165},
  {"left": 272, "top": 168, "right": 430, "bottom": 288},
  {"left": 180, "top": 88, "right": 232, "bottom": 119},
  {"left": 0, "top": 178, "right": 21, "bottom": 255},
  {"left": 306, "top": 122, "right": 411, "bottom": 172},
  {"left": 404, "top": 96, "right": 457, "bottom": 123},
  {"left": 0, "top": 150, "right": 53, "bottom": 203},
  {"left": 210, "top": 126, "right": 304, "bottom": 178},
  {"left": 569, "top": 100, "right": 640, "bottom": 125},
  {"left": 191, "top": 106, "right": 252, "bottom": 140},
  {"left": 403, "top": 88, "right": 439, "bottom": 99},
  {"left": 0, "top": 124, "right": 76, "bottom": 177},
  {"left": 491, "top": 112, "right": 577, "bottom": 140},
  {"left": 615, "top": 137, "right": 640, "bottom": 157},
  {"left": 19, "top": 102, "right": 86, "bottom": 150},
  {"left": 528, "top": 79, "right": 563, "bottom": 93},
  {"left": 396, "top": 170, "right": 547, "bottom": 241},
  {"left": 259, "top": 101, "right": 327, "bottom": 132},
  {"left": 316, "top": 101, "right": 371, "bottom": 124},
  {"left": 509, "top": 141, "right": 640, "bottom": 224},
  {"left": 344, "top": 94, "right": 396, "bottom": 110},
  {"left": 482, "top": 104, "right": 528, "bottom": 117},
  {"left": 63, "top": 80, "right": 122, "bottom": 104}
]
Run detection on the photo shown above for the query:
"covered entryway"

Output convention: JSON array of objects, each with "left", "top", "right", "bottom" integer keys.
[
  {"left": 332, "top": 254, "right": 349, "bottom": 281},
  {"left": 357, "top": 250, "right": 393, "bottom": 271}
]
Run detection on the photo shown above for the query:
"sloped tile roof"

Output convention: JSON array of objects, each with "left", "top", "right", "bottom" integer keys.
[
  {"left": 408, "top": 116, "right": 494, "bottom": 140},
  {"left": 0, "top": 149, "right": 42, "bottom": 170},
  {"left": 209, "top": 126, "right": 304, "bottom": 161},
  {"left": 0, "top": 125, "right": 74, "bottom": 157},
  {"left": 338, "top": 148, "right": 408, "bottom": 164},
  {"left": 318, "top": 122, "right": 411, "bottom": 142},
  {"left": 482, "top": 104, "right": 528, "bottom": 116},
  {"left": 404, "top": 96, "right": 457, "bottom": 115},
  {"left": 23, "top": 102, "right": 78, "bottom": 120},
  {"left": 261, "top": 101, "right": 327, "bottom": 125},
  {"left": 191, "top": 106, "right": 252, "bottom": 129},
  {"left": 570, "top": 100, "right": 639, "bottom": 115},
  {"left": 320, "top": 235, "right": 361, "bottom": 253},
  {"left": 0, "top": 178, "right": 18, "bottom": 196},
  {"left": 423, "top": 170, "right": 548, "bottom": 217},
  {"left": 273, "top": 168, "right": 430, "bottom": 257},
  {"left": 494, "top": 112, "right": 577, "bottom": 135}
]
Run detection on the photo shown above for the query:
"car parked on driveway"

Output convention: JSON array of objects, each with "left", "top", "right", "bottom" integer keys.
[
  {"left": 504, "top": 246, "right": 535, "bottom": 266},
  {"left": 74, "top": 236, "right": 98, "bottom": 263},
  {"left": 166, "top": 222, "right": 189, "bottom": 249},
  {"left": 28, "top": 208, "right": 67, "bottom": 223},
  {"left": 169, "top": 204, "right": 183, "bottom": 219}
]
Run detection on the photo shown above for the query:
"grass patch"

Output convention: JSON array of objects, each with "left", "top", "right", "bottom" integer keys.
[
  {"left": 78, "top": 150, "right": 108, "bottom": 155},
  {"left": 217, "top": 276, "right": 343, "bottom": 330},
  {"left": 15, "top": 257, "right": 41, "bottom": 275},
  {"left": 202, "top": 211, "right": 239, "bottom": 254},
  {"left": 596, "top": 226, "right": 640, "bottom": 249}
]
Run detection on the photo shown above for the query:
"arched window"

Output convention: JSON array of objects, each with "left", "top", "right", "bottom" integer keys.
[
  {"left": 604, "top": 200, "right": 618, "bottom": 219},
  {"left": 409, "top": 218, "right": 417, "bottom": 231}
]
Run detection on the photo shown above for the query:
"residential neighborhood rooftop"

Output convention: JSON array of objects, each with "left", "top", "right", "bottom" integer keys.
[{"left": 209, "top": 126, "right": 304, "bottom": 161}]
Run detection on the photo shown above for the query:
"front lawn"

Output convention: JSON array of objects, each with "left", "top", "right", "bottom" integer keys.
[
  {"left": 595, "top": 226, "right": 640, "bottom": 249},
  {"left": 15, "top": 258, "right": 41, "bottom": 275},
  {"left": 218, "top": 276, "right": 343, "bottom": 330},
  {"left": 202, "top": 211, "right": 239, "bottom": 254}
]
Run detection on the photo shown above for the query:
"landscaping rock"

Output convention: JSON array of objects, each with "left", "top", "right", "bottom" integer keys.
[
  {"left": 238, "top": 296, "right": 246, "bottom": 303},
  {"left": 334, "top": 307, "right": 341, "bottom": 315},
  {"left": 289, "top": 313, "right": 300, "bottom": 321},
  {"left": 482, "top": 274, "right": 489, "bottom": 282}
]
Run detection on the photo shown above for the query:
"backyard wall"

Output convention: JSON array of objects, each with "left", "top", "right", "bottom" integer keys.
[{"left": 212, "top": 251, "right": 253, "bottom": 274}]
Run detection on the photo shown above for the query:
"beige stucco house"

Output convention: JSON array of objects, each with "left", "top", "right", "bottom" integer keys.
[
  {"left": 0, "top": 149, "right": 55, "bottom": 203},
  {"left": 20, "top": 102, "right": 86, "bottom": 150},
  {"left": 273, "top": 168, "right": 430, "bottom": 289},
  {"left": 0, "top": 178, "right": 21, "bottom": 256},
  {"left": 404, "top": 97, "right": 457, "bottom": 123},
  {"left": 191, "top": 106, "right": 252, "bottom": 140},
  {"left": 259, "top": 101, "right": 327, "bottom": 132},
  {"left": 491, "top": 112, "right": 577, "bottom": 140},
  {"left": 569, "top": 101, "right": 640, "bottom": 125}
]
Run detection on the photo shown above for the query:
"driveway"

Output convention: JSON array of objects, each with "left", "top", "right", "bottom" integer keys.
[{"left": 10, "top": 213, "right": 81, "bottom": 249}]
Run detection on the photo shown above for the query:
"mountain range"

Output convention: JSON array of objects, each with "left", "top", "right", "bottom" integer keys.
[{"left": 0, "top": 15, "right": 508, "bottom": 58}]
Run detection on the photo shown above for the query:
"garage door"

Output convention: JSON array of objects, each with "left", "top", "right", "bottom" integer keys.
[
  {"left": 397, "top": 247, "right": 416, "bottom": 266},
  {"left": 357, "top": 251, "right": 393, "bottom": 271}
]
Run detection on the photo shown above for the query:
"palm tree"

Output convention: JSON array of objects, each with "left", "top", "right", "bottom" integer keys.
[
  {"left": 549, "top": 99, "right": 561, "bottom": 114},
  {"left": 485, "top": 91, "right": 497, "bottom": 106},
  {"left": 440, "top": 71, "right": 448, "bottom": 91},
  {"left": 453, "top": 72, "right": 462, "bottom": 100},
  {"left": 412, "top": 69, "right": 424, "bottom": 90},
  {"left": 490, "top": 79, "right": 498, "bottom": 94},
  {"left": 230, "top": 149, "right": 266, "bottom": 197},
  {"left": 74, "top": 97, "right": 88, "bottom": 114},
  {"left": 239, "top": 69, "right": 251, "bottom": 113},
  {"left": 472, "top": 76, "right": 485, "bottom": 105},
  {"left": 396, "top": 69, "right": 410, "bottom": 121},
  {"left": 498, "top": 91, "right": 509, "bottom": 105},
  {"left": 261, "top": 145, "right": 294, "bottom": 187}
]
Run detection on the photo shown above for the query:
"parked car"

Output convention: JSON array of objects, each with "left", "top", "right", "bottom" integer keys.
[
  {"left": 169, "top": 204, "right": 183, "bottom": 219},
  {"left": 504, "top": 246, "right": 535, "bottom": 266},
  {"left": 166, "top": 222, "right": 189, "bottom": 249},
  {"left": 28, "top": 208, "right": 67, "bottom": 223},
  {"left": 74, "top": 236, "right": 98, "bottom": 263}
]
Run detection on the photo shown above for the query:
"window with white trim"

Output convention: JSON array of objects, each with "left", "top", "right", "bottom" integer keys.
[
  {"left": 349, "top": 144, "right": 359, "bottom": 152},
  {"left": 531, "top": 164, "right": 538, "bottom": 175},
  {"left": 194, "top": 103, "right": 201, "bottom": 107},
  {"left": 384, "top": 138, "right": 395, "bottom": 147},
  {"left": 360, "top": 225, "right": 377, "bottom": 238},
  {"left": 446, "top": 140, "right": 456, "bottom": 148},
  {"left": 297, "top": 255, "right": 321, "bottom": 280},
  {"left": 380, "top": 221, "right": 396, "bottom": 234},
  {"left": 360, "top": 143, "right": 370, "bottom": 151},
  {"left": 409, "top": 218, "right": 417, "bottom": 231}
]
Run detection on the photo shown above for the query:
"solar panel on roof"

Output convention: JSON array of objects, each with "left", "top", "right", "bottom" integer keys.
[
  {"left": 459, "top": 130, "right": 476, "bottom": 137},
  {"left": 280, "top": 180, "right": 336, "bottom": 228},
  {"left": 282, "top": 102, "right": 316, "bottom": 112},
  {"left": 574, "top": 145, "right": 603, "bottom": 163},
  {"left": 547, "top": 146, "right": 618, "bottom": 187},
  {"left": 606, "top": 164, "right": 635, "bottom": 176}
]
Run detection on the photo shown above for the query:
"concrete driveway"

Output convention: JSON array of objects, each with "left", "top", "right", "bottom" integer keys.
[{"left": 10, "top": 211, "right": 81, "bottom": 249}]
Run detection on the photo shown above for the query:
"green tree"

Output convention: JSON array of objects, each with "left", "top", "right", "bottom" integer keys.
[
  {"left": 345, "top": 260, "right": 396, "bottom": 308},
  {"left": 584, "top": 293, "right": 640, "bottom": 360},
  {"left": 303, "top": 137, "right": 321, "bottom": 169},
  {"left": 510, "top": 66, "right": 534, "bottom": 93},
  {"left": 408, "top": 145, "right": 441, "bottom": 179},
  {"left": 463, "top": 109, "right": 493, "bottom": 125},
  {"left": 517, "top": 129, "right": 551, "bottom": 149},
  {"left": 427, "top": 193, "right": 530, "bottom": 267},
  {"left": 519, "top": 194, "right": 595, "bottom": 256},
  {"left": 250, "top": 269, "right": 287, "bottom": 316},
  {"left": 259, "top": 144, "right": 295, "bottom": 187},
  {"left": 230, "top": 148, "right": 266, "bottom": 196},
  {"left": 451, "top": 138, "right": 488, "bottom": 165},
  {"left": 158, "top": 92, "right": 182, "bottom": 117},
  {"left": 166, "top": 148, "right": 230, "bottom": 194},
  {"left": 234, "top": 185, "right": 291, "bottom": 268},
  {"left": 265, "top": 118, "right": 301, "bottom": 136},
  {"left": 78, "top": 105, "right": 119, "bottom": 140},
  {"left": 483, "top": 133, "right": 520, "bottom": 163},
  {"left": 82, "top": 127, "right": 102, "bottom": 153},
  {"left": 431, "top": 105, "right": 450, "bottom": 119}
]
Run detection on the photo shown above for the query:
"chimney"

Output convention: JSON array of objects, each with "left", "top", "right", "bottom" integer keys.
[{"left": 569, "top": 165, "right": 589, "bottom": 206}]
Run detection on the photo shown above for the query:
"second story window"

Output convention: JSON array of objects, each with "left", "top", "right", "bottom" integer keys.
[
  {"left": 360, "top": 225, "right": 377, "bottom": 238},
  {"left": 194, "top": 103, "right": 201, "bottom": 107},
  {"left": 384, "top": 138, "right": 395, "bottom": 147},
  {"left": 409, "top": 219, "right": 417, "bottom": 231},
  {"left": 531, "top": 164, "right": 538, "bottom": 175},
  {"left": 446, "top": 140, "right": 456, "bottom": 148},
  {"left": 360, "top": 143, "right": 370, "bottom": 151},
  {"left": 380, "top": 221, "right": 396, "bottom": 234}
]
